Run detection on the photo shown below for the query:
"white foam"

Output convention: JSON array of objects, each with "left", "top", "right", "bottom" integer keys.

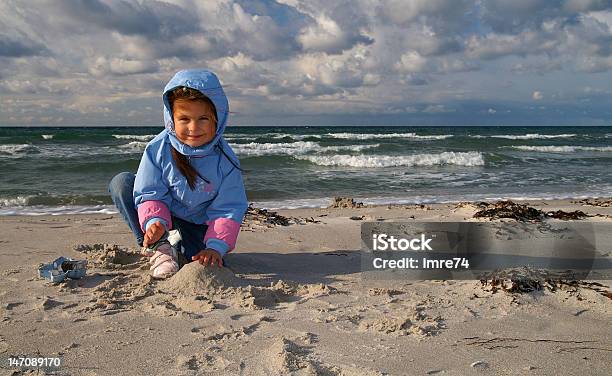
[
  {"left": 112, "top": 134, "right": 156, "bottom": 141},
  {"left": 270, "top": 133, "right": 322, "bottom": 140},
  {"left": 117, "top": 141, "right": 148, "bottom": 152},
  {"left": 0, "top": 196, "right": 29, "bottom": 207},
  {"left": 324, "top": 144, "right": 380, "bottom": 152},
  {"left": 296, "top": 151, "right": 485, "bottom": 168},
  {"left": 489, "top": 133, "right": 577, "bottom": 140},
  {"left": 0, "top": 142, "right": 145, "bottom": 158},
  {"left": 250, "top": 197, "right": 333, "bottom": 210},
  {"left": 226, "top": 133, "right": 322, "bottom": 142},
  {"left": 510, "top": 145, "right": 612, "bottom": 152},
  {"left": 326, "top": 132, "right": 453, "bottom": 140},
  {"left": 41, "top": 134, "right": 54, "bottom": 140},
  {"left": 0, "top": 204, "right": 117, "bottom": 216},
  {"left": 252, "top": 191, "right": 612, "bottom": 210},
  {"left": 230, "top": 141, "right": 379, "bottom": 156},
  {"left": 0, "top": 143, "right": 40, "bottom": 156},
  {"left": 231, "top": 141, "right": 321, "bottom": 156}
]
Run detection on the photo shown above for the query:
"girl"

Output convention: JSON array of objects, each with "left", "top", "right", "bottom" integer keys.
[{"left": 108, "top": 69, "right": 248, "bottom": 278}]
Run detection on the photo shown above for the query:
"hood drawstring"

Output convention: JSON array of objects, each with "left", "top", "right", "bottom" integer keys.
[
  {"left": 215, "top": 144, "right": 243, "bottom": 172},
  {"left": 187, "top": 155, "right": 211, "bottom": 184},
  {"left": 186, "top": 143, "right": 240, "bottom": 181}
]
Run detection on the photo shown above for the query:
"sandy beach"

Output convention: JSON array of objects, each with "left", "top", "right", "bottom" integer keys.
[{"left": 1, "top": 198, "right": 611, "bottom": 375}]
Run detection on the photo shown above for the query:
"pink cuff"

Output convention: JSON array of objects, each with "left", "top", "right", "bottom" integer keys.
[
  {"left": 204, "top": 218, "right": 241, "bottom": 252},
  {"left": 138, "top": 200, "right": 172, "bottom": 232}
]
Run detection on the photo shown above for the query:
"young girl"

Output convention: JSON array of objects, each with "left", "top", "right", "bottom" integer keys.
[{"left": 108, "top": 69, "right": 248, "bottom": 278}]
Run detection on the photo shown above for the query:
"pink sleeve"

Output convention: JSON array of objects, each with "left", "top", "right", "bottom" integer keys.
[
  {"left": 137, "top": 200, "right": 172, "bottom": 232},
  {"left": 204, "top": 218, "right": 241, "bottom": 252}
]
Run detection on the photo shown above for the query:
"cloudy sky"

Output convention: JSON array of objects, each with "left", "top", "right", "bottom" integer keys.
[{"left": 1, "top": 0, "right": 612, "bottom": 126}]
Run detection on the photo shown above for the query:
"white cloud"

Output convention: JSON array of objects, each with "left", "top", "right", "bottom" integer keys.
[
  {"left": 298, "top": 14, "right": 346, "bottom": 52},
  {"left": 87, "top": 56, "right": 159, "bottom": 76},
  {"left": 1, "top": 0, "right": 612, "bottom": 125},
  {"left": 395, "top": 51, "right": 428, "bottom": 73},
  {"left": 532, "top": 91, "right": 544, "bottom": 100},
  {"left": 423, "top": 104, "right": 455, "bottom": 113}
]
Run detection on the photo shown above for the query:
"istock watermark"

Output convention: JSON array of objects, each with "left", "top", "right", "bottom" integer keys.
[
  {"left": 361, "top": 222, "right": 612, "bottom": 280},
  {"left": 372, "top": 233, "right": 434, "bottom": 251}
]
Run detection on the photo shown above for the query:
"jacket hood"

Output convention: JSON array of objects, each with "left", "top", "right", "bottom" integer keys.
[{"left": 163, "top": 69, "right": 230, "bottom": 157}]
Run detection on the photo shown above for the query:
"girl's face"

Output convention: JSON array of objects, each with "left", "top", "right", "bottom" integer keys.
[{"left": 172, "top": 99, "right": 217, "bottom": 147}]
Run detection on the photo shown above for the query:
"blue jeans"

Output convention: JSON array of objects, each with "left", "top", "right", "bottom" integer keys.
[{"left": 108, "top": 172, "right": 209, "bottom": 261}]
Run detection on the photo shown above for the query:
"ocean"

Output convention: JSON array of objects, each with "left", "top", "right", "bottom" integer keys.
[{"left": 0, "top": 126, "right": 611, "bottom": 215}]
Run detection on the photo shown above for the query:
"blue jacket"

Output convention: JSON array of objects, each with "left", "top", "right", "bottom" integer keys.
[{"left": 133, "top": 69, "right": 248, "bottom": 256}]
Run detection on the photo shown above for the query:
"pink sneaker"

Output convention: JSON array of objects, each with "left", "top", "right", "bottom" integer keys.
[{"left": 148, "top": 243, "right": 179, "bottom": 279}]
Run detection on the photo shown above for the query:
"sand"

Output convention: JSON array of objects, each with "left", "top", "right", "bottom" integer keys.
[{"left": 0, "top": 199, "right": 611, "bottom": 375}]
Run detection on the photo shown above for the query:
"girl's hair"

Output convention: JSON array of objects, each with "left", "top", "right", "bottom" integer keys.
[{"left": 167, "top": 86, "right": 217, "bottom": 190}]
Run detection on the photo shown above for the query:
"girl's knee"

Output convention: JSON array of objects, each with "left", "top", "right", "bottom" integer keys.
[{"left": 109, "top": 172, "right": 135, "bottom": 194}]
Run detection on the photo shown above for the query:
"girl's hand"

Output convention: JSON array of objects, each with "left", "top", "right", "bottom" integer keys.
[
  {"left": 143, "top": 221, "right": 165, "bottom": 247},
  {"left": 192, "top": 249, "right": 223, "bottom": 267}
]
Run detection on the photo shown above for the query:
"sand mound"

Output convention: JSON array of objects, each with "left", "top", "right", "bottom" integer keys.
[
  {"left": 359, "top": 306, "right": 444, "bottom": 337},
  {"left": 233, "top": 286, "right": 283, "bottom": 310},
  {"left": 160, "top": 261, "right": 242, "bottom": 296},
  {"left": 232, "top": 281, "right": 338, "bottom": 310},
  {"left": 259, "top": 337, "right": 324, "bottom": 375},
  {"left": 74, "top": 243, "right": 142, "bottom": 270}
]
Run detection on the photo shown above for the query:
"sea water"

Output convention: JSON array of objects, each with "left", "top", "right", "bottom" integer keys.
[{"left": 0, "top": 125, "right": 610, "bottom": 215}]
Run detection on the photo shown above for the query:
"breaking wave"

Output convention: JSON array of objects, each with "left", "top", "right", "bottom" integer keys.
[
  {"left": 487, "top": 133, "right": 577, "bottom": 140},
  {"left": 231, "top": 141, "right": 379, "bottom": 156},
  {"left": 326, "top": 132, "right": 453, "bottom": 140},
  {"left": 112, "top": 134, "right": 156, "bottom": 141},
  {"left": 117, "top": 141, "right": 149, "bottom": 152},
  {"left": 510, "top": 145, "right": 612, "bottom": 152},
  {"left": 296, "top": 151, "right": 485, "bottom": 167},
  {"left": 0, "top": 143, "right": 40, "bottom": 156}
]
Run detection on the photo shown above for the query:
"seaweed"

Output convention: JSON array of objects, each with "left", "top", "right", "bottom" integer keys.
[
  {"left": 472, "top": 200, "right": 591, "bottom": 221},
  {"left": 328, "top": 197, "right": 364, "bottom": 209}
]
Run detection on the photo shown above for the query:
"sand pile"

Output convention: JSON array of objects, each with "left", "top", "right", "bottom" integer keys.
[
  {"left": 160, "top": 261, "right": 242, "bottom": 296},
  {"left": 270, "top": 280, "right": 338, "bottom": 298},
  {"left": 232, "top": 280, "right": 339, "bottom": 310},
  {"left": 358, "top": 305, "right": 444, "bottom": 337},
  {"left": 74, "top": 243, "right": 142, "bottom": 270},
  {"left": 233, "top": 285, "right": 283, "bottom": 310},
  {"left": 225, "top": 280, "right": 335, "bottom": 310}
]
